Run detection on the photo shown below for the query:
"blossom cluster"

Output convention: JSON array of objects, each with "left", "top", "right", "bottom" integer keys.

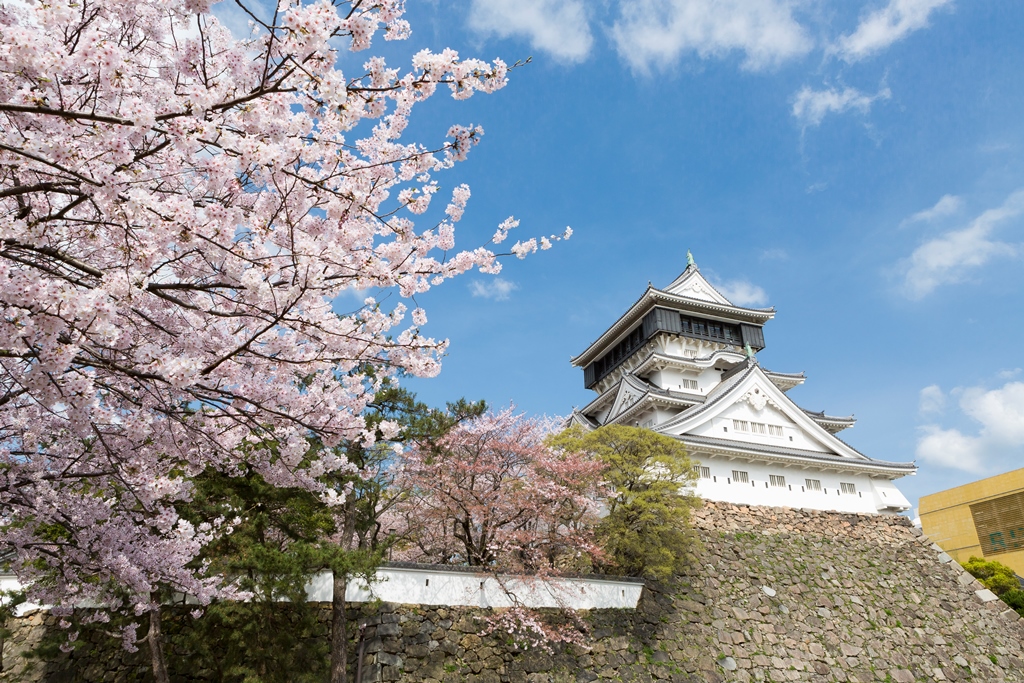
[{"left": 0, "top": 0, "right": 556, "bottom": 635}]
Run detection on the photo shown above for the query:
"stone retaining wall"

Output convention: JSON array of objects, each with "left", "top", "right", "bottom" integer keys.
[{"left": 3, "top": 502, "right": 1024, "bottom": 682}]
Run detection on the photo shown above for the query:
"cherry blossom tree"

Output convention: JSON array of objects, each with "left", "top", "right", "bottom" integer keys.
[
  {"left": 391, "top": 407, "right": 604, "bottom": 645},
  {"left": 0, "top": 0, "right": 563, "bottom": 672}
]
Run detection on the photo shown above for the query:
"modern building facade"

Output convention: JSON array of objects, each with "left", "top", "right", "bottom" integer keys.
[
  {"left": 919, "top": 468, "right": 1024, "bottom": 575},
  {"left": 567, "top": 255, "right": 915, "bottom": 514}
]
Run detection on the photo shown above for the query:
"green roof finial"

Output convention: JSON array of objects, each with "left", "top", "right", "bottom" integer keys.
[
  {"left": 686, "top": 250, "right": 695, "bottom": 267},
  {"left": 745, "top": 344, "right": 754, "bottom": 358}
]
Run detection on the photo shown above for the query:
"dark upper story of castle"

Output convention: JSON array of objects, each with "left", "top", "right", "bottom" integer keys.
[{"left": 570, "top": 261, "right": 775, "bottom": 390}]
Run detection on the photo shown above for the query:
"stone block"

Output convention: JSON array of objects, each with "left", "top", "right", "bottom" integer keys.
[
  {"left": 974, "top": 589, "right": 999, "bottom": 603},
  {"left": 957, "top": 572, "right": 977, "bottom": 587},
  {"left": 376, "top": 622, "right": 402, "bottom": 637}
]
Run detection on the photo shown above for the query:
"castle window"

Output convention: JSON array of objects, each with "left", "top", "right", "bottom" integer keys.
[
  {"left": 841, "top": 482, "right": 857, "bottom": 495},
  {"left": 805, "top": 479, "right": 822, "bottom": 491},
  {"left": 769, "top": 475, "right": 786, "bottom": 488},
  {"left": 733, "top": 419, "right": 749, "bottom": 432},
  {"left": 680, "top": 378, "right": 698, "bottom": 390},
  {"left": 693, "top": 465, "right": 711, "bottom": 479},
  {"left": 732, "top": 470, "right": 749, "bottom": 483},
  {"left": 751, "top": 422, "right": 767, "bottom": 435},
  {"left": 767, "top": 425, "right": 784, "bottom": 437}
]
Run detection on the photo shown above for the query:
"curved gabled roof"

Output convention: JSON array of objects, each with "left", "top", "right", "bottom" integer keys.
[
  {"left": 571, "top": 284, "right": 775, "bottom": 367},
  {"left": 802, "top": 408, "right": 857, "bottom": 433}
]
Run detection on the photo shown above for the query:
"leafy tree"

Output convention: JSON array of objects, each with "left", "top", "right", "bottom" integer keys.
[
  {"left": 173, "top": 467, "right": 338, "bottom": 683},
  {"left": 393, "top": 408, "right": 604, "bottom": 645},
  {"left": 177, "top": 386, "right": 484, "bottom": 683},
  {"left": 0, "top": 563, "right": 27, "bottom": 674},
  {"left": 0, "top": 0, "right": 562, "bottom": 678},
  {"left": 322, "top": 387, "right": 486, "bottom": 683},
  {"left": 962, "top": 556, "right": 1024, "bottom": 616},
  {"left": 548, "top": 425, "right": 700, "bottom": 581}
]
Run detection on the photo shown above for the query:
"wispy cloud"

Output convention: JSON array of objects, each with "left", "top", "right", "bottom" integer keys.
[
  {"left": 916, "top": 380, "right": 1024, "bottom": 473},
  {"left": 901, "top": 194, "right": 963, "bottom": 226},
  {"left": 712, "top": 279, "right": 769, "bottom": 306},
  {"left": 791, "top": 85, "right": 891, "bottom": 128},
  {"left": 610, "top": 0, "right": 813, "bottom": 73},
  {"left": 469, "top": 277, "right": 519, "bottom": 301},
  {"left": 918, "top": 384, "right": 945, "bottom": 415},
  {"left": 468, "top": 0, "right": 593, "bottom": 63},
  {"left": 899, "top": 189, "right": 1024, "bottom": 299},
  {"left": 760, "top": 248, "right": 789, "bottom": 261},
  {"left": 834, "top": 0, "right": 954, "bottom": 63}
]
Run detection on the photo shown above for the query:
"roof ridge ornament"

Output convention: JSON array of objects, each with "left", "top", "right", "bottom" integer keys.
[{"left": 686, "top": 249, "right": 696, "bottom": 268}]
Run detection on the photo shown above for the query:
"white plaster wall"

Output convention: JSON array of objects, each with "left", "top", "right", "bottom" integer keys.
[
  {"left": 687, "top": 403, "right": 830, "bottom": 453},
  {"left": 305, "top": 567, "right": 642, "bottom": 609},
  {"left": 1, "top": 574, "right": 46, "bottom": 616},
  {"left": 687, "top": 455, "right": 907, "bottom": 514},
  {"left": 0, "top": 568, "right": 643, "bottom": 615}
]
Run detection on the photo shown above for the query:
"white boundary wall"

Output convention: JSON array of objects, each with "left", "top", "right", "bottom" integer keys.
[
  {"left": 1, "top": 566, "right": 644, "bottom": 616},
  {"left": 306, "top": 565, "right": 643, "bottom": 610}
]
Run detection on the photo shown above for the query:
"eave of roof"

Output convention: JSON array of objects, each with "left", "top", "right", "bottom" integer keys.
[
  {"left": 632, "top": 349, "right": 746, "bottom": 377},
  {"left": 675, "top": 433, "right": 916, "bottom": 477},
  {"left": 571, "top": 287, "right": 775, "bottom": 367},
  {"left": 802, "top": 408, "right": 855, "bottom": 425}
]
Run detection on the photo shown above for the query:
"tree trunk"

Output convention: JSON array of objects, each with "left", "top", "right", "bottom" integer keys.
[
  {"left": 148, "top": 592, "right": 170, "bottom": 683},
  {"left": 329, "top": 571, "right": 348, "bottom": 683}
]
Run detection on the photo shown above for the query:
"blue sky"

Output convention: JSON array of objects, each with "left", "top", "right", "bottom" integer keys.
[{"left": 233, "top": 1, "right": 1024, "bottom": 514}]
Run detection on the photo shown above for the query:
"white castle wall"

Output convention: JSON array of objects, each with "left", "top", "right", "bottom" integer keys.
[
  {"left": 687, "top": 455, "right": 911, "bottom": 514},
  {"left": 0, "top": 566, "right": 644, "bottom": 617},
  {"left": 306, "top": 566, "right": 643, "bottom": 610}
]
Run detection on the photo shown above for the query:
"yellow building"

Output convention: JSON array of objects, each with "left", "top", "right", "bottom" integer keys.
[{"left": 919, "top": 468, "right": 1024, "bottom": 575}]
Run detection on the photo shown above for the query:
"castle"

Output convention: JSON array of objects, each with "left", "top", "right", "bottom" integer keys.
[{"left": 568, "top": 254, "right": 914, "bottom": 514}]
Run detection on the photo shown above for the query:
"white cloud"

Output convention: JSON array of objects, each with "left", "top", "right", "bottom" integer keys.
[
  {"left": 900, "top": 189, "right": 1024, "bottom": 299},
  {"left": 610, "top": 0, "right": 813, "bottom": 73},
  {"left": 712, "top": 280, "right": 768, "bottom": 306},
  {"left": 915, "top": 425, "right": 985, "bottom": 473},
  {"left": 469, "top": 277, "right": 519, "bottom": 301},
  {"left": 918, "top": 384, "right": 945, "bottom": 415},
  {"left": 916, "top": 380, "right": 1024, "bottom": 473},
  {"left": 901, "top": 194, "right": 963, "bottom": 226},
  {"left": 760, "top": 248, "right": 789, "bottom": 261},
  {"left": 959, "top": 382, "right": 1024, "bottom": 444},
  {"left": 467, "top": 0, "right": 593, "bottom": 63},
  {"left": 834, "top": 0, "right": 953, "bottom": 63},
  {"left": 791, "top": 85, "right": 891, "bottom": 128}
]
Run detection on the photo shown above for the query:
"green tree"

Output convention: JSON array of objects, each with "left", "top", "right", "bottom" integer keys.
[
  {"left": 1, "top": 558, "right": 27, "bottom": 674},
  {"left": 173, "top": 465, "right": 339, "bottom": 683},
  {"left": 177, "top": 386, "right": 485, "bottom": 683},
  {"left": 548, "top": 425, "right": 700, "bottom": 581},
  {"left": 962, "top": 556, "right": 1024, "bottom": 616},
  {"left": 322, "top": 388, "right": 485, "bottom": 683}
]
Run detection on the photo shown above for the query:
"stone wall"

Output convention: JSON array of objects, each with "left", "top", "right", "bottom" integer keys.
[{"left": 3, "top": 502, "right": 1024, "bottom": 682}]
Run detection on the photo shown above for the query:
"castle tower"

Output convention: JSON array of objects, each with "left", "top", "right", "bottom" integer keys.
[{"left": 568, "top": 254, "right": 914, "bottom": 514}]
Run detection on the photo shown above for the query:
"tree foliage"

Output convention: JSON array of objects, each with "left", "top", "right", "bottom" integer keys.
[
  {"left": 0, "top": 0, "right": 562, "bottom": 662},
  {"left": 392, "top": 408, "right": 604, "bottom": 646},
  {"left": 548, "top": 425, "right": 699, "bottom": 581},
  {"left": 962, "top": 556, "right": 1024, "bottom": 616},
  {"left": 394, "top": 408, "right": 603, "bottom": 573}
]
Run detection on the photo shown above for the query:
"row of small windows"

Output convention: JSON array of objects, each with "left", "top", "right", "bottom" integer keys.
[
  {"left": 691, "top": 466, "right": 859, "bottom": 496},
  {"left": 591, "top": 326, "right": 647, "bottom": 380},
  {"left": 731, "top": 420, "right": 784, "bottom": 437},
  {"left": 679, "top": 314, "right": 741, "bottom": 344},
  {"left": 679, "top": 378, "right": 699, "bottom": 391}
]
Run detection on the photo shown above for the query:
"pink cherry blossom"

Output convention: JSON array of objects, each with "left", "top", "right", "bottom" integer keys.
[{"left": 0, "top": 0, "right": 563, "bottom": 640}]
